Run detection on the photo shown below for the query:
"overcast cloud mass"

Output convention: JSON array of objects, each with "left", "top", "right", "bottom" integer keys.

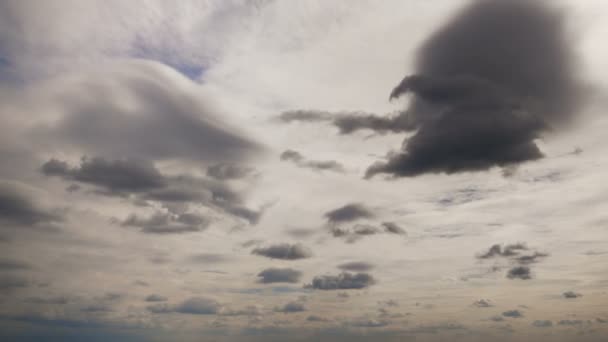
[{"left": 1, "top": 0, "right": 608, "bottom": 341}]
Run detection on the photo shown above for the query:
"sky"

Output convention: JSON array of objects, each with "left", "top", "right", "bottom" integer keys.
[{"left": 1, "top": 0, "right": 608, "bottom": 341}]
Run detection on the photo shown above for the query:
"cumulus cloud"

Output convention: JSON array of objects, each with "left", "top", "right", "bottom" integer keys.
[
  {"left": 43, "top": 156, "right": 262, "bottom": 224},
  {"left": 502, "top": 310, "right": 523, "bottom": 318},
  {"left": 257, "top": 268, "right": 302, "bottom": 284},
  {"left": 563, "top": 291, "right": 583, "bottom": 299},
  {"left": 252, "top": 243, "right": 312, "bottom": 260},
  {"left": 305, "top": 272, "right": 375, "bottom": 290},
  {"left": 32, "top": 61, "right": 263, "bottom": 164},
  {"left": 337, "top": 261, "right": 375, "bottom": 272},
  {"left": 473, "top": 299, "right": 493, "bottom": 308},
  {"left": 366, "top": 0, "right": 583, "bottom": 178},
  {"left": 274, "top": 301, "right": 306, "bottom": 313},
  {"left": 507, "top": 266, "right": 531, "bottom": 280},
  {"left": 280, "top": 150, "right": 345, "bottom": 173},
  {"left": 381, "top": 222, "right": 406, "bottom": 235},
  {"left": 145, "top": 294, "right": 168, "bottom": 302},
  {"left": 122, "top": 211, "right": 209, "bottom": 234},
  {"left": 0, "top": 181, "right": 63, "bottom": 228},
  {"left": 149, "top": 297, "right": 222, "bottom": 315},
  {"left": 324, "top": 203, "right": 374, "bottom": 223}
]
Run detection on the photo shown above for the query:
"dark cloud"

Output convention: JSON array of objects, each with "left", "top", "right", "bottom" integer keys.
[
  {"left": 337, "top": 262, "right": 375, "bottom": 272},
  {"left": 305, "top": 272, "right": 375, "bottom": 290},
  {"left": 0, "top": 274, "right": 29, "bottom": 290},
  {"left": 381, "top": 222, "right": 406, "bottom": 235},
  {"left": 122, "top": 211, "right": 209, "bottom": 234},
  {"left": 506, "top": 266, "right": 531, "bottom": 280},
  {"left": 502, "top": 310, "right": 523, "bottom": 318},
  {"left": 324, "top": 203, "right": 374, "bottom": 223},
  {"left": 175, "top": 297, "right": 222, "bottom": 315},
  {"left": 306, "top": 315, "right": 329, "bottom": 322},
  {"left": 274, "top": 302, "right": 306, "bottom": 313},
  {"left": 563, "top": 291, "right": 582, "bottom": 299},
  {"left": 43, "top": 157, "right": 262, "bottom": 224},
  {"left": 188, "top": 253, "right": 233, "bottom": 264},
  {"left": 0, "top": 181, "right": 63, "bottom": 228},
  {"left": 280, "top": 150, "right": 345, "bottom": 173},
  {"left": 472, "top": 299, "right": 493, "bottom": 308},
  {"left": 206, "top": 163, "right": 255, "bottom": 180},
  {"left": 33, "top": 62, "right": 263, "bottom": 164},
  {"left": 24, "top": 296, "right": 70, "bottom": 305},
  {"left": 477, "top": 243, "right": 528, "bottom": 259},
  {"left": 257, "top": 268, "right": 302, "bottom": 284},
  {"left": 277, "top": 109, "right": 415, "bottom": 135},
  {"left": 558, "top": 320, "right": 584, "bottom": 326},
  {"left": 221, "top": 306, "right": 262, "bottom": 317},
  {"left": 532, "top": 320, "right": 553, "bottom": 328},
  {"left": 252, "top": 243, "right": 312, "bottom": 260},
  {"left": 145, "top": 294, "right": 168, "bottom": 302},
  {"left": 366, "top": 0, "right": 582, "bottom": 178},
  {"left": 0, "top": 258, "right": 31, "bottom": 271}
]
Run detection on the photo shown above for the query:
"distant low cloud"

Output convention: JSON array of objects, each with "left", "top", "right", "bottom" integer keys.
[
  {"left": 280, "top": 150, "right": 345, "bottom": 173},
  {"left": 506, "top": 266, "right": 531, "bottom": 280},
  {"left": 305, "top": 272, "right": 375, "bottom": 290},
  {"left": 563, "top": 291, "right": 582, "bottom": 299},
  {"left": 145, "top": 294, "right": 168, "bottom": 302},
  {"left": 324, "top": 203, "right": 374, "bottom": 223},
  {"left": 206, "top": 163, "right": 255, "bottom": 181},
  {"left": 337, "top": 262, "right": 375, "bottom": 272},
  {"left": 381, "top": 222, "right": 406, "bottom": 235},
  {"left": 252, "top": 243, "right": 312, "bottom": 260},
  {"left": 473, "top": 299, "right": 493, "bottom": 308},
  {"left": 502, "top": 310, "right": 523, "bottom": 318},
  {"left": 532, "top": 320, "right": 553, "bottom": 328},
  {"left": 257, "top": 268, "right": 302, "bottom": 284},
  {"left": 148, "top": 297, "right": 222, "bottom": 315},
  {"left": 122, "top": 211, "right": 209, "bottom": 234},
  {"left": 0, "top": 181, "right": 63, "bottom": 228},
  {"left": 274, "top": 301, "right": 306, "bottom": 313}
]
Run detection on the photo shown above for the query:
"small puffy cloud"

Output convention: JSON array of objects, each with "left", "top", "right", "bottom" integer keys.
[
  {"left": 558, "top": 320, "right": 584, "bottom": 326},
  {"left": 502, "top": 310, "right": 523, "bottom": 318},
  {"left": 257, "top": 268, "right": 302, "bottom": 284},
  {"left": 473, "top": 299, "right": 493, "bottom": 308},
  {"left": 145, "top": 294, "right": 168, "bottom": 302},
  {"left": 252, "top": 243, "right": 312, "bottom": 260},
  {"left": 562, "top": 291, "right": 582, "bottom": 299},
  {"left": 206, "top": 163, "right": 255, "bottom": 180},
  {"left": 532, "top": 320, "right": 553, "bottom": 328},
  {"left": 324, "top": 203, "right": 374, "bottom": 223},
  {"left": 274, "top": 301, "right": 306, "bottom": 313},
  {"left": 175, "top": 297, "right": 222, "bottom": 315},
  {"left": 280, "top": 150, "right": 345, "bottom": 173},
  {"left": 381, "top": 222, "right": 406, "bottom": 235},
  {"left": 122, "top": 211, "right": 209, "bottom": 234},
  {"left": 306, "top": 272, "right": 375, "bottom": 290},
  {"left": 507, "top": 266, "right": 531, "bottom": 280},
  {"left": 337, "top": 261, "right": 375, "bottom": 272},
  {"left": 0, "top": 180, "right": 63, "bottom": 228},
  {"left": 307, "top": 315, "right": 330, "bottom": 322},
  {"left": 346, "top": 318, "right": 390, "bottom": 328}
]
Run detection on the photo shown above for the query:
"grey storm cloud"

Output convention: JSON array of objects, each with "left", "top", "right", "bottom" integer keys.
[
  {"left": 278, "top": 109, "right": 414, "bottom": 135},
  {"left": 148, "top": 297, "right": 222, "bottom": 315},
  {"left": 274, "top": 301, "right": 306, "bottom": 313},
  {"left": 42, "top": 157, "right": 262, "bottom": 225},
  {"left": 206, "top": 163, "right": 256, "bottom": 180},
  {"left": 563, "top": 291, "right": 582, "bottom": 299},
  {"left": 257, "top": 268, "right": 302, "bottom": 284},
  {"left": 252, "top": 243, "right": 312, "bottom": 260},
  {"left": 145, "top": 294, "right": 168, "bottom": 302},
  {"left": 32, "top": 61, "right": 263, "bottom": 164},
  {"left": 532, "top": 320, "right": 553, "bottom": 328},
  {"left": 305, "top": 272, "right": 375, "bottom": 290},
  {"left": 506, "top": 266, "right": 531, "bottom": 280},
  {"left": 381, "top": 222, "right": 406, "bottom": 235},
  {"left": 337, "top": 261, "right": 375, "bottom": 272},
  {"left": 280, "top": 150, "right": 345, "bottom": 173},
  {"left": 0, "top": 258, "right": 32, "bottom": 271},
  {"left": 363, "top": 0, "right": 583, "bottom": 178},
  {"left": 324, "top": 203, "right": 374, "bottom": 223},
  {"left": 0, "top": 181, "right": 63, "bottom": 228},
  {"left": 502, "top": 310, "right": 523, "bottom": 318},
  {"left": 121, "top": 211, "right": 209, "bottom": 234}
]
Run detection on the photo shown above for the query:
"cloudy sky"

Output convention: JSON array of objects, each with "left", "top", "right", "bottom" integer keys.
[{"left": 1, "top": 0, "right": 608, "bottom": 341}]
